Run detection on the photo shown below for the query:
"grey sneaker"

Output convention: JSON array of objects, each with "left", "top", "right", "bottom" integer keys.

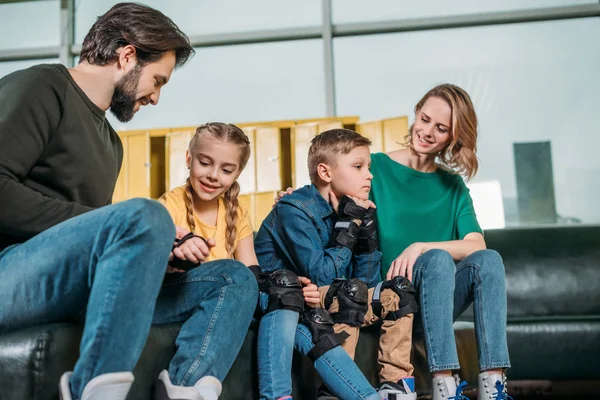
[
  {"left": 59, "top": 371, "right": 134, "bottom": 400},
  {"left": 432, "top": 375, "right": 468, "bottom": 400},
  {"left": 378, "top": 377, "right": 417, "bottom": 399},
  {"left": 478, "top": 372, "right": 513, "bottom": 400},
  {"left": 155, "top": 370, "right": 221, "bottom": 400}
]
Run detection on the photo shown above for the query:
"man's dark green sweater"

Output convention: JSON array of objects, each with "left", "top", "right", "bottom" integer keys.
[{"left": 0, "top": 64, "right": 123, "bottom": 250}]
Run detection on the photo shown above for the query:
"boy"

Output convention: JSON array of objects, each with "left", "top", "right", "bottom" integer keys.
[{"left": 255, "top": 129, "right": 418, "bottom": 399}]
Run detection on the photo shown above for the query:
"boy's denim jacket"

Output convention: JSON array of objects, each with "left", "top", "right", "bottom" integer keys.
[{"left": 254, "top": 184, "right": 381, "bottom": 288}]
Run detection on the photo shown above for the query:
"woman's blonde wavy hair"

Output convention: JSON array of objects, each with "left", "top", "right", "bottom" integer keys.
[
  {"left": 404, "top": 84, "right": 479, "bottom": 180},
  {"left": 184, "top": 122, "right": 251, "bottom": 258}
]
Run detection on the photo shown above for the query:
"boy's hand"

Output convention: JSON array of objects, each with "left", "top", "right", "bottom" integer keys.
[
  {"left": 274, "top": 187, "right": 294, "bottom": 207},
  {"left": 299, "top": 276, "right": 320, "bottom": 307},
  {"left": 329, "top": 192, "right": 375, "bottom": 214}
]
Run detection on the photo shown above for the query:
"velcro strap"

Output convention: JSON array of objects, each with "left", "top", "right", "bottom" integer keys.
[
  {"left": 307, "top": 331, "right": 350, "bottom": 362},
  {"left": 371, "top": 281, "right": 384, "bottom": 319},
  {"left": 331, "top": 310, "right": 365, "bottom": 326},
  {"left": 324, "top": 280, "right": 345, "bottom": 310}
]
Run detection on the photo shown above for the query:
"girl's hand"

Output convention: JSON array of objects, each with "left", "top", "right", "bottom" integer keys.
[
  {"left": 386, "top": 242, "right": 426, "bottom": 281},
  {"left": 170, "top": 226, "right": 215, "bottom": 264},
  {"left": 299, "top": 276, "right": 320, "bottom": 307}
]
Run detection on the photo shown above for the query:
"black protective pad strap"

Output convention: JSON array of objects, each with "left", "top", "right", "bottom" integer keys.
[
  {"left": 324, "top": 278, "right": 368, "bottom": 327},
  {"left": 307, "top": 331, "right": 350, "bottom": 362},
  {"left": 372, "top": 277, "right": 419, "bottom": 321},
  {"left": 169, "top": 233, "right": 210, "bottom": 271},
  {"left": 263, "top": 270, "right": 304, "bottom": 314},
  {"left": 338, "top": 196, "right": 368, "bottom": 220}
]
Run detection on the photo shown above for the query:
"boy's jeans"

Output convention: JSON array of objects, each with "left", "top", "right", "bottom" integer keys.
[
  {"left": 0, "top": 199, "right": 258, "bottom": 398},
  {"left": 412, "top": 249, "right": 511, "bottom": 372},
  {"left": 318, "top": 286, "right": 415, "bottom": 382},
  {"left": 257, "top": 292, "right": 380, "bottom": 400}
]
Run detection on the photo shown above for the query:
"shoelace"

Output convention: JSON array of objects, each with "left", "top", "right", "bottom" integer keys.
[
  {"left": 449, "top": 381, "right": 469, "bottom": 400},
  {"left": 493, "top": 379, "right": 514, "bottom": 400}
]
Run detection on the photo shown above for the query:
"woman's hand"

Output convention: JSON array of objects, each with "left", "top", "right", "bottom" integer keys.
[
  {"left": 386, "top": 242, "right": 425, "bottom": 281},
  {"left": 299, "top": 276, "right": 320, "bottom": 307},
  {"left": 273, "top": 187, "right": 294, "bottom": 207}
]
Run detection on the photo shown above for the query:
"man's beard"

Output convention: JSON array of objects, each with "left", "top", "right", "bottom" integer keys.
[{"left": 110, "top": 64, "right": 143, "bottom": 123}]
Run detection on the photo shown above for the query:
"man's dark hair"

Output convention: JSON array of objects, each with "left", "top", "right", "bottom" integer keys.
[{"left": 80, "top": 2, "right": 194, "bottom": 68}]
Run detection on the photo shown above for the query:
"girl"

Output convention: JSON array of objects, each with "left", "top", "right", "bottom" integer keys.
[
  {"left": 370, "top": 84, "right": 512, "bottom": 400},
  {"left": 155, "top": 122, "right": 260, "bottom": 400}
]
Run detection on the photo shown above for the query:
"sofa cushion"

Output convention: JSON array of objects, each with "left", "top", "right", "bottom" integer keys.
[{"left": 485, "top": 226, "right": 600, "bottom": 319}]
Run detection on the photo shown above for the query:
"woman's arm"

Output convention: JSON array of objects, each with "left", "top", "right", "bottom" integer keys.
[
  {"left": 421, "top": 232, "right": 486, "bottom": 260},
  {"left": 386, "top": 232, "right": 486, "bottom": 280}
]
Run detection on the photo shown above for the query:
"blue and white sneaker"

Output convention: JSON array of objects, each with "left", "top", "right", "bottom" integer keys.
[
  {"left": 432, "top": 375, "right": 469, "bottom": 400},
  {"left": 378, "top": 377, "right": 417, "bottom": 400},
  {"left": 478, "top": 372, "right": 513, "bottom": 400}
]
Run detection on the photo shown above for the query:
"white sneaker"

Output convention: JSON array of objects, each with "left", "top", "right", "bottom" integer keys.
[
  {"left": 155, "top": 370, "right": 222, "bottom": 400},
  {"left": 59, "top": 371, "right": 134, "bottom": 400},
  {"left": 478, "top": 372, "right": 513, "bottom": 400},
  {"left": 431, "top": 375, "right": 468, "bottom": 400}
]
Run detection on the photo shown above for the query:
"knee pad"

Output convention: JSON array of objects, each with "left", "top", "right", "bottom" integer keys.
[
  {"left": 300, "top": 308, "right": 349, "bottom": 362},
  {"left": 260, "top": 269, "right": 304, "bottom": 314},
  {"left": 324, "top": 278, "right": 368, "bottom": 326},
  {"left": 372, "top": 276, "right": 419, "bottom": 321}
]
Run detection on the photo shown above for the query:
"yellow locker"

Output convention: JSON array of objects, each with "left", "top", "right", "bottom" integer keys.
[
  {"left": 382, "top": 116, "right": 408, "bottom": 152},
  {"left": 125, "top": 131, "right": 151, "bottom": 199},
  {"left": 165, "top": 130, "right": 193, "bottom": 191},
  {"left": 238, "top": 127, "right": 257, "bottom": 195},
  {"left": 356, "top": 120, "right": 384, "bottom": 153},
  {"left": 255, "top": 126, "right": 282, "bottom": 192},
  {"left": 292, "top": 121, "right": 343, "bottom": 188}
]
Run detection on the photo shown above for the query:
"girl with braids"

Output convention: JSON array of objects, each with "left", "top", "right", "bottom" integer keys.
[
  {"left": 155, "top": 122, "right": 261, "bottom": 400},
  {"left": 160, "top": 122, "right": 254, "bottom": 262}
]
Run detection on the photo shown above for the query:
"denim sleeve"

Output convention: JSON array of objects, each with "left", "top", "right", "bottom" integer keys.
[
  {"left": 275, "top": 204, "right": 353, "bottom": 286},
  {"left": 351, "top": 250, "right": 382, "bottom": 288}
]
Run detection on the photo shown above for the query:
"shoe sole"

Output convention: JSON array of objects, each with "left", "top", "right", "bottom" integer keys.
[{"left": 155, "top": 379, "right": 202, "bottom": 400}]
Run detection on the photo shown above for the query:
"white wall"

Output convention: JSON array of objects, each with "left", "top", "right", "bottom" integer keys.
[{"left": 334, "top": 17, "right": 600, "bottom": 224}]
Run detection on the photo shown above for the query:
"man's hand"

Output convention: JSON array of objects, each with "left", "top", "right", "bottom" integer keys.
[{"left": 299, "top": 276, "right": 320, "bottom": 308}]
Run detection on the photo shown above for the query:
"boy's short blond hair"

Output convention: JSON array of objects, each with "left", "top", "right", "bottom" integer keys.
[{"left": 307, "top": 128, "right": 371, "bottom": 184}]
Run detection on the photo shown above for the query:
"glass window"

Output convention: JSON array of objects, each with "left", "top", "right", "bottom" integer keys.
[
  {"left": 110, "top": 39, "right": 326, "bottom": 131},
  {"left": 0, "top": 1, "right": 60, "bottom": 51},
  {"left": 334, "top": 18, "right": 600, "bottom": 226},
  {"left": 75, "top": 0, "right": 321, "bottom": 44},
  {"left": 332, "top": 0, "right": 596, "bottom": 24}
]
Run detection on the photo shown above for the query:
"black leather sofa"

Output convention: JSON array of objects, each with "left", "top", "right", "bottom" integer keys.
[{"left": 1, "top": 225, "right": 599, "bottom": 399}]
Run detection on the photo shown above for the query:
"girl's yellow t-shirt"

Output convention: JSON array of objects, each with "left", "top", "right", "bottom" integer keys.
[{"left": 158, "top": 185, "right": 253, "bottom": 262}]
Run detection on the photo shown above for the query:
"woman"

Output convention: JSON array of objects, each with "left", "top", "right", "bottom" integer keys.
[{"left": 370, "top": 84, "right": 511, "bottom": 400}]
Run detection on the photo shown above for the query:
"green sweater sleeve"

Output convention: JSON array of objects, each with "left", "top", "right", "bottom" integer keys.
[
  {"left": 456, "top": 180, "right": 482, "bottom": 239},
  {"left": 0, "top": 70, "right": 92, "bottom": 238}
]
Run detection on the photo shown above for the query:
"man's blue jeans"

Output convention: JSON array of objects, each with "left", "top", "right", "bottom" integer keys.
[
  {"left": 0, "top": 199, "right": 258, "bottom": 398},
  {"left": 257, "top": 292, "right": 379, "bottom": 400},
  {"left": 412, "top": 249, "right": 511, "bottom": 372}
]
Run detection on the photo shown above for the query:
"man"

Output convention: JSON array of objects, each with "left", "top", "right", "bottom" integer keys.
[{"left": 0, "top": 4, "right": 257, "bottom": 400}]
